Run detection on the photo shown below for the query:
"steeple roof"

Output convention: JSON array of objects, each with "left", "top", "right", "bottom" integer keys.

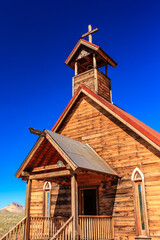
[{"left": 65, "top": 39, "right": 117, "bottom": 73}]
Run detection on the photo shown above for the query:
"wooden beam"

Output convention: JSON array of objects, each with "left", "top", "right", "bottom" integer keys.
[
  {"left": 81, "top": 25, "right": 98, "bottom": 43},
  {"left": 22, "top": 171, "right": 29, "bottom": 177},
  {"left": 71, "top": 173, "right": 78, "bottom": 240},
  {"left": 45, "top": 150, "right": 58, "bottom": 166},
  {"left": 93, "top": 53, "right": 96, "bottom": 68},
  {"left": 75, "top": 62, "right": 78, "bottom": 76},
  {"left": 21, "top": 177, "right": 29, "bottom": 181},
  {"left": 25, "top": 179, "right": 32, "bottom": 240},
  {"left": 84, "top": 55, "right": 92, "bottom": 64},
  {"left": 32, "top": 163, "right": 65, "bottom": 173},
  {"left": 28, "top": 127, "right": 46, "bottom": 137},
  {"left": 25, "top": 179, "right": 31, "bottom": 216},
  {"left": 66, "top": 164, "right": 71, "bottom": 170},
  {"left": 29, "top": 170, "right": 71, "bottom": 180},
  {"left": 78, "top": 169, "right": 107, "bottom": 177},
  {"left": 110, "top": 90, "right": 113, "bottom": 103},
  {"left": 76, "top": 61, "right": 86, "bottom": 72},
  {"left": 93, "top": 53, "right": 98, "bottom": 93},
  {"left": 35, "top": 144, "right": 53, "bottom": 168}
]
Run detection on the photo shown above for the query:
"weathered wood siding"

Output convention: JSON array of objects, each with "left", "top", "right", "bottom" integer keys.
[
  {"left": 30, "top": 180, "right": 43, "bottom": 216},
  {"left": 73, "top": 69, "right": 111, "bottom": 102},
  {"left": 73, "top": 69, "right": 95, "bottom": 95},
  {"left": 97, "top": 69, "right": 111, "bottom": 102},
  {"left": 56, "top": 94, "right": 160, "bottom": 240},
  {"left": 77, "top": 172, "right": 117, "bottom": 216},
  {"left": 30, "top": 180, "right": 71, "bottom": 217}
]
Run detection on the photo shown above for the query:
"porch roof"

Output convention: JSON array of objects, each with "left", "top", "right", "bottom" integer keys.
[{"left": 46, "top": 130, "right": 119, "bottom": 177}]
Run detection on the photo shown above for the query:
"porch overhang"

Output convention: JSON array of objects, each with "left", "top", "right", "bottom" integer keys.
[{"left": 15, "top": 129, "right": 120, "bottom": 179}]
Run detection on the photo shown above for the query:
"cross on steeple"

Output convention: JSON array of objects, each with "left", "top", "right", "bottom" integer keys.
[{"left": 82, "top": 25, "right": 98, "bottom": 43}]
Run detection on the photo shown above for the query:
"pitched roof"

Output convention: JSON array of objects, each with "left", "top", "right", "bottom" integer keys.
[
  {"left": 52, "top": 84, "right": 160, "bottom": 151},
  {"left": 15, "top": 130, "right": 120, "bottom": 178},
  {"left": 46, "top": 130, "right": 120, "bottom": 176},
  {"left": 65, "top": 39, "right": 117, "bottom": 72}
]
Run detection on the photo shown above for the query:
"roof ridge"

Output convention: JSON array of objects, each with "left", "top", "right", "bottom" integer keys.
[
  {"left": 111, "top": 102, "right": 160, "bottom": 137},
  {"left": 52, "top": 84, "right": 160, "bottom": 149}
]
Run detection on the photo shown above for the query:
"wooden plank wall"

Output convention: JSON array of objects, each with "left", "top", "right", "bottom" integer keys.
[
  {"left": 73, "top": 69, "right": 95, "bottom": 94},
  {"left": 73, "top": 69, "right": 111, "bottom": 102},
  {"left": 77, "top": 172, "right": 118, "bottom": 216},
  {"left": 30, "top": 180, "right": 43, "bottom": 216},
  {"left": 30, "top": 180, "right": 71, "bottom": 217},
  {"left": 56, "top": 94, "right": 160, "bottom": 240},
  {"left": 97, "top": 70, "right": 111, "bottom": 102}
]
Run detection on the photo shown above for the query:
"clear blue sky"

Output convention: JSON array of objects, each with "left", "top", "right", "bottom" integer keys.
[{"left": 0, "top": 0, "right": 160, "bottom": 209}]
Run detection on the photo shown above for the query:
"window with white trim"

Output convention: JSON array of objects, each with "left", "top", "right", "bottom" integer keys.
[
  {"left": 43, "top": 181, "right": 51, "bottom": 217},
  {"left": 131, "top": 168, "right": 149, "bottom": 237}
]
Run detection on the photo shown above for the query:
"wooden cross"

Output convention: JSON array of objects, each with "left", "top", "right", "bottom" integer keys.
[{"left": 81, "top": 25, "right": 98, "bottom": 43}]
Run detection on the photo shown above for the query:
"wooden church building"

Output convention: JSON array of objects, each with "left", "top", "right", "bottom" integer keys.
[{"left": 1, "top": 25, "right": 160, "bottom": 240}]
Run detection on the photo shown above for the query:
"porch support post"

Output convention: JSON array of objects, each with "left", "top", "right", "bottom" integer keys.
[
  {"left": 25, "top": 179, "right": 32, "bottom": 240},
  {"left": 71, "top": 173, "right": 78, "bottom": 240}
]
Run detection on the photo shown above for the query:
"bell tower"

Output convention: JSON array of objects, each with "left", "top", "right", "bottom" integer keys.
[{"left": 65, "top": 25, "right": 117, "bottom": 102}]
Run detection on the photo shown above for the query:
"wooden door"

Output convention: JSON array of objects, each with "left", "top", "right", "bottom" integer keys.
[{"left": 79, "top": 187, "right": 98, "bottom": 215}]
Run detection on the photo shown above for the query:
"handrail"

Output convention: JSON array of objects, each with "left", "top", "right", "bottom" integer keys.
[
  {"left": 0, "top": 215, "right": 114, "bottom": 240},
  {"left": 30, "top": 216, "right": 68, "bottom": 239},
  {"left": 78, "top": 215, "right": 112, "bottom": 218},
  {"left": 0, "top": 216, "right": 27, "bottom": 240},
  {"left": 50, "top": 215, "right": 73, "bottom": 240}
]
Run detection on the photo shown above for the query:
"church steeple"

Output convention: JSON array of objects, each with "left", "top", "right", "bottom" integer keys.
[{"left": 65, "top": 25, "right": 117, "bottom": 102}]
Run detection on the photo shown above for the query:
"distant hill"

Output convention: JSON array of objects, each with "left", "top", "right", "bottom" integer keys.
[{"left": 0, "top": 202, "right": 25, "bottom": 214}]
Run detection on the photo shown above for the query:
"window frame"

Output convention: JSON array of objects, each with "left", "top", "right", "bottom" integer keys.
[
  {"left": 131, "top": 168, "right": 149, "bottom": 237},
  {"left": 43, "top": 181, "right": 51, "bottom": 217}
]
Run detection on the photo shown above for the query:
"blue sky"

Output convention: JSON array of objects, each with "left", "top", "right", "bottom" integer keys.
[{"left": 0, "top": 0, "right": 160, "bottom": 209}]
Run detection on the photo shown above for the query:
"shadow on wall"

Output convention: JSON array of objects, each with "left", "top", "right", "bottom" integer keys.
[
  {"left": 51, "top": 177, "right": 118, "bottom": 218},
  {"left": 99, "top": 178, "right": 118, "bottom": 216},
  {"left": 52, "top": 183, "right": 71, "bottom": 218}
]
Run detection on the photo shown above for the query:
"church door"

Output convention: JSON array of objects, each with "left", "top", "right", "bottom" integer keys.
[{"left": 79, "top": 187, "right": 98, "bottom": 215}]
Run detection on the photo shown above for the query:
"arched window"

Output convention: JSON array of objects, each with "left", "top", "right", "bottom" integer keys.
[
  {"left": 131, "top": 168, "right": 149, "bottom": 237},
  {"left": 43, "top": 181, "right": 51, "bottom": 217}
]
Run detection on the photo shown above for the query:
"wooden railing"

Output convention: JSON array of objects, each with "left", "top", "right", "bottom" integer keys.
[
  {"left": 29, "top": 216, "right": 68, "bottom": 239},
  {"left": 50, "top": 216, "right": 73, "bottom": 240},
  {"left": 0, "top": 215, "right": 114, "bottom": 240},
  {"left": 78, "top": 215, "right": 114, "bottom": 240},
  {"left": 0, "top": 216, "right": 27, "bottom": 240}
]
